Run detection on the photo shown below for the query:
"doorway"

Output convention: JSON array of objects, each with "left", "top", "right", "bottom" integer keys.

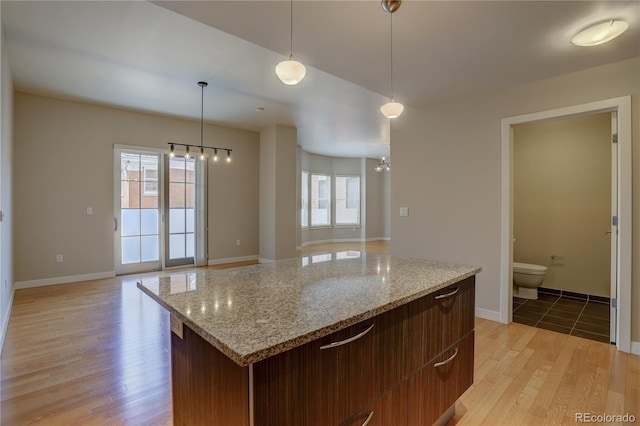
[
  {"left": 500, "top": 96, "right": 632, "bottom": 353},
  {"left": 114, "top": 146, "right": 207, "bottom": 275}
]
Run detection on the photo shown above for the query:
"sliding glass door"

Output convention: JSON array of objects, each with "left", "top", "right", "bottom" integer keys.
[
  {"left": 165, "top": 156, "right": 196, "bottom": 267},
  {"left": 115, "top": 151, "right": 162, "bottom": 275}
]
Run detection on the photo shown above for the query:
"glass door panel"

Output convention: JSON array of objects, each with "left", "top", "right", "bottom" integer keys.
[
  {"left": 116, "top": 152, "right": 161, "bottom": 274},
  {"left": 165, "top": 156, "right": 195, "bottom": 267}
]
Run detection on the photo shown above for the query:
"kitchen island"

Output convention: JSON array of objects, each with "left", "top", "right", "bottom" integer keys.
[{"left": 138, "top": 253, "right": 481, "bottom": 426}]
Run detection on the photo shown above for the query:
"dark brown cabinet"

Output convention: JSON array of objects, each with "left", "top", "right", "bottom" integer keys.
[{"left": 171, "top": 276, "right": 476, "bottom": 426}]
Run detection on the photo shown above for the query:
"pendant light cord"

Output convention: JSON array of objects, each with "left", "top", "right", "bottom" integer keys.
[
  {"left": 390, "top": 13, "right": 394, "bottom": 98},
  {"left": 290, "top": 0, "right": 294, "bottom": 56},
  {"left": 200, "top": 83, "right": 204, "bottom": 149}
]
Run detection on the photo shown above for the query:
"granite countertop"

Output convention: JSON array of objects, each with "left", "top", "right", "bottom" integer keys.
[{"left": 137, "top": 253, "right": 481, "bottom": 367}]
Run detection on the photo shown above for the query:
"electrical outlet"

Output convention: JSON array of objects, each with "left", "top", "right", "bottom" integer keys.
[
  {"left": 56, "top": 254, "right": 63, "bottom": 263},
  {"left": 86, "top": 207, "right": 93, "bottom": 215},
  {"left": 236, "top": 240, "right": 241, "bottom": 246},
  {"left": 400, "top": 207, "right": 409, "bottom": 217}
]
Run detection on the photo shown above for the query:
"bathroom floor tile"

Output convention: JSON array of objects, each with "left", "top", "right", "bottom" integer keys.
[
  {"left": 513, "top": 291, "right": 610, "bottom": 345},
  {"left": 523, "top": 299, "right": 555, "bottom": 309},
  {"left": 513, "top": 315, "right": 540, "bottom": 327},
  {"left": 537, "top": 293, "right": 560, "bottom": 303},
  {"left": 545, "top": 309, "right": 581, "bottom": 321},
  {"left": 538, "top": 314, "right": 575, "bottom": 329},
  {"left": 574, "top": 321, "right": 610, "bottom": 336},
  {"left": 515, "top": 305, "right": 551, "bottom": 316},
  {"left": 582, "top": 303, "right": 609, "bottom": 319},
  {"left": 570, "top": 329, "right": 610, "bottom": 344}
]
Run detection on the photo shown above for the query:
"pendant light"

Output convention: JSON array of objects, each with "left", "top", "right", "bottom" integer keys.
[
  {"left": 571, "top": 20, "right": 629, "bottom": 46},
  {"left": 275, "top": 0, "right": 307, "bottom": 85},
  {"left": 167, "top": 81, "right": 233, "bottom": 162},
  {"left": 381, "top": 0, "right": 404, "bottom": 118}
]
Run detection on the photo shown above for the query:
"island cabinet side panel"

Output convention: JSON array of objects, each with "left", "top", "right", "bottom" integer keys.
[
  {"left": 171, "top": 324, "right": 249, "bottom": 426},
  {"left": 253, "top": 304, "right": 408, "bottom": 426}
]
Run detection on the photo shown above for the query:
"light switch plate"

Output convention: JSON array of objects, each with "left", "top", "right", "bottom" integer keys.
[
  {"left": 400, "top": 207, "right": 409, "bottom": 217},
  {"left": 86, "top": 207, "right": 93, "bottom": 215}
]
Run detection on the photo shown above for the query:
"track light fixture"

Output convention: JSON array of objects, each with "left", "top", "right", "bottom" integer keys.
[{"left": 167, "top": 81, "right": 233, "bottom": 163}]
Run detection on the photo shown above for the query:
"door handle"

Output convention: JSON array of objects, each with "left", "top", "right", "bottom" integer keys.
[
  {"left": 114, "top": 217, "right": 118, "bottom": 231},
  {"left": 605, "top": 231, "right": 612, "bottom": 235}
]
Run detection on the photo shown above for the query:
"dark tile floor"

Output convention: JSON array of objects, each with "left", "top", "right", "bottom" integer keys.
[{"left": 513, "top": 293, "right": 611, "bottom": 344}]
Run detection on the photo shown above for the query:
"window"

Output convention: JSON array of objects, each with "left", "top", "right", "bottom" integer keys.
[
  {"left": 311, "top": 174, "right": 331, "bottom": 226},
  {"left": 143, "top": 166, "right": 158, "bottom": 195},
  {"left": 335, "top": 176, "right": 360, "bottom": 225},
  {"left": 301, "top": 171, "right": 309, "bottom": 228}
]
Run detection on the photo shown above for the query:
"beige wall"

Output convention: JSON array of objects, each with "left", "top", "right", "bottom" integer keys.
[
  {"left": 1, "top": 17, "right": 15, "bottom": 345},
  {"left": 392, "top": 57, "right": 639, "bottom": 341},
  {"left": 259, "top": 125, "right": 297, "bottom": 261},
  {"left": 13, "top": 92, "right": 259, "bottom": 282},
  {"left": 513, "top": 113, "right": 611, "bottom": 297}
]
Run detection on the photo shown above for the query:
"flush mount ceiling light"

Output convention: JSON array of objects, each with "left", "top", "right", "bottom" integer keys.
[
  {"left": 381, "top": 0, "right": 404, "bottom": 119},
  {"left": 571, "top": 19, "right": 629, "bottom": 46},
  {"left": 168, "top": 81, "right": 233, "bottom": 163},
  {"left": 275, "top": 0, "right": 306, "bottom": 85},
  {"left": 374, "top": 157, "right": 391, "bottom": 172}
]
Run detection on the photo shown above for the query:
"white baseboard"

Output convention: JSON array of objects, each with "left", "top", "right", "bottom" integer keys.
[
  {"left": 14, "top": 271, "right": 116, "bottom": 290},
  {"left": 207, "top": 255, "right": 259, "bottom": 266},
  {"left": 475, "top": 307, "right": 501, "bottom": 322},
  {"left": 0, "top": 288, "right": 15, "bottom": 356},
  {"left": 300, "top": 238, "right": 389, "bottom": 248},
  {"left": 631, "top": 341, "right": 640, "bottom": 356}
]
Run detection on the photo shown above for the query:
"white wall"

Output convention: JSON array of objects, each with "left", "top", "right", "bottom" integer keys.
[
  {"left": 392, "top": 57, "right": 639, "bottom": 341},
  {"left": 0, "top": 15, "right": 15, "bottom": 348}
]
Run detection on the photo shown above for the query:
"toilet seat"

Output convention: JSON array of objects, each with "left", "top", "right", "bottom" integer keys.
[{"left": 513, "top": 262, "right": 547, "bottom": 275}]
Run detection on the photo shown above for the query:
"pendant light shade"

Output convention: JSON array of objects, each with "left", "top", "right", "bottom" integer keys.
[
  {"left": 276, "top": 55, "right": 307, "bottom": 85},
  {"left": 381, "top": 0, "right": 403, "bottom": 118},
  {"left": 381, "top": 98, "right": 404, "bottom": 119},
  {"left": 276, "top": 0, "right": 306, "bottom": 85},
  {"left": 571, "top": 20, "right": 629, "bottom": 46}
]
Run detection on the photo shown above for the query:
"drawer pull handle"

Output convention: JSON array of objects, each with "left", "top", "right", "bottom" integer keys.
[
  {"left": 320, "top": 324, "right": 374, "bottom": 350},
  {"left": 361, "top": 411, "right": 374, "bottom": 426},
  {"left": 435, "top": 287, "right": 459, "bottom": 300},
  {"left": 434, "top": 347, "right": 459, "bottom": 368}
]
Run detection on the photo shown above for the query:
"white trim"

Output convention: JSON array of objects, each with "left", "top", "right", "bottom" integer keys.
[
  {"left": 207, "top": 255, "right": 259, "bottom": 266},
  {"left": 258, "top": 258, "right": 275, "bottom": 264},
  {"left": 500, "top": 96, "right": 632, "bottom": 353},
  {"left": 14, "top": 271, "right": 115, "bottom": 290},
  {"left": 113, "top": 143, "right": 169, "bottom": 155},
  {"left": 475, "top": 308, "right": 500, "bottom": 322},
  {"left": 0, "top": 287, "right": 14, "bottom": 355},
  {"left": 631, "top": 341, "right": 640, "bottom": 356},
  {"left": 366, "top": 237, "right": 391, "bottom": 242}
]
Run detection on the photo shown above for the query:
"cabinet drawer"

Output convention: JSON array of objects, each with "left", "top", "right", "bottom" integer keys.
[
  {"left": 339, "top": 381, "right": 408, "bottom": 426},
  {"left": 253, "top": 304, "right": 407, "bottom": 426},
  {"left": 407, "top": 332, "right": 475, "bottom": 426},
  {"left": 406, "top": 276, "right": 475, "bottom": 372}
]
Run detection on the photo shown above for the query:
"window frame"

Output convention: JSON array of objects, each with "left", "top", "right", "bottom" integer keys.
[
  {"left": 301, "top": 171, "right": 309, "bottom": 229},
  {"left": 334, "top": 175, "right": 361, "bottom": 226},
  {"left": 310, "top": 173, "right": 332, "bottom": 228}
]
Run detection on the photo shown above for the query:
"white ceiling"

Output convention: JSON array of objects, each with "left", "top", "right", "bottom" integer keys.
[{"left": 2, "top": 1, "right": 639, "bottom": 159}]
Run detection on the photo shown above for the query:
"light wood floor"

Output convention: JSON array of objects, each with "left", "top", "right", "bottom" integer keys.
[{"left": 1, "top": 242, "right": 638, "bottom": 425}]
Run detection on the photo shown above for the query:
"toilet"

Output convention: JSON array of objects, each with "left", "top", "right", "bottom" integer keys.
[{"left": 513, "top": 262, "right": 547, "bottom": 300}]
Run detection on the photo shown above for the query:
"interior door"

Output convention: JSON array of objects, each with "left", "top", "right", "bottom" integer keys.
[
  {"left": 114, "top": 150, "right": 162, "bottom": 275},
  {"left": 609, "top": 112, "right": 618, "bottom": 344}
]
